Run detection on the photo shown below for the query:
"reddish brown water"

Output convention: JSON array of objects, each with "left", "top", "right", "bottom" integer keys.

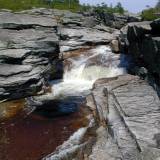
[{"left": 0, "top": 105, "right": 89, "bottom": 160}]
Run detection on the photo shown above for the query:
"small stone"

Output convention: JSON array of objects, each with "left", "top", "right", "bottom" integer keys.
[{"left": 110, "top": 39, "right": 120, "bottom": 53}]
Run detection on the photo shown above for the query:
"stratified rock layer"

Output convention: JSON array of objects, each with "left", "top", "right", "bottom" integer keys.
[
  {"left": 0, "top": 27, "right": 59, "bottom": 100},
  {"left": 0, "top": 8, "right": 120, "bottom": 101}
]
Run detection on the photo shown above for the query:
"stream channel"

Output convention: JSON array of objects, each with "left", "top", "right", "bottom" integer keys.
[{"left": 0, "top": 45, "right": 131, "bottom": 160}]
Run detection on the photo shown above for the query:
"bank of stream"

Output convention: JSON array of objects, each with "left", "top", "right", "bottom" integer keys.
[{"left": 0, "top": 45, "right": 131, "bottom": 160}]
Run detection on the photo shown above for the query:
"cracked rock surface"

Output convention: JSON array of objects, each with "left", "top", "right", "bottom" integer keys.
[{"left": 89, "top": 75, "right": 160, "bottom": 160}]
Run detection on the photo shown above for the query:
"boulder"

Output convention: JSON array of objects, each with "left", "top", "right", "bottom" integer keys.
[
  {"left": 127, "top": 21, "right": 152, "bottom": 42},
  {"left": 141, "top": 36, "right": 160, "bottom": 75},
  {"left": 121, "top": 20, "right": 160, "bottom": 83},
  {"left": 118, "top": 25, "right": 129, "bottom": 53},
  {"left": 110, "top": 39, "right": 120, "bottom": 53},
  {"left": 150, "top": 18, "right": 160, "bottom": 34}
]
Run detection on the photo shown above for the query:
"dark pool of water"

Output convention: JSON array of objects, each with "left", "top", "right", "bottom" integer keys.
[{"left": 0, "top": 98, "right": 89, "bottom": 160}]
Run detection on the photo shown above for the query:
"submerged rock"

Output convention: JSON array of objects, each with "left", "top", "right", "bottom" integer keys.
[
  {"left": 27, "top": 95, "right": 84, "bottom": 118},
  {"left": 0, "top": 99, "right": 26, "bottom": 121}
]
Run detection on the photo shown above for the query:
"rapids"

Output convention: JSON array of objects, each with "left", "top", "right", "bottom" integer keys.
[
  {"left": 0, "top": 45, "right": 131, "bottom": 160},
  {"left": 51, "top": 45, "right": 129, "bottom": 97}
]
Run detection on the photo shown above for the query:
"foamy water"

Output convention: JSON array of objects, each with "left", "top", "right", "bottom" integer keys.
[{"left": 51, "top": 45, "right": 128, "bottom": 97}]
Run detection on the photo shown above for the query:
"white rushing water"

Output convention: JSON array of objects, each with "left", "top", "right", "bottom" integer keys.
[{"left": 52, "top": 45, "right": 128, "bottom": 97}]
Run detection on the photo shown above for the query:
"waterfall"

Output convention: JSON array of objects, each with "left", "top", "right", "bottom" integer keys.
[{"left": 51, "top": 45, "right": 128, "bottom": 97}]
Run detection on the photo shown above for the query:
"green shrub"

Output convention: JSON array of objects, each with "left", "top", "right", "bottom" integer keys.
[
  {"left": 0, "top": 0, "right": 80, "bottom": 12},
  {"left": 0, "top": 0, "right": 125, "bottom": 14},
  {"left": 90, "top": 2, "right": 125, "bottom": 15},
  {"left": 141, "top": 8, "right": 160, "bottom": 21}
]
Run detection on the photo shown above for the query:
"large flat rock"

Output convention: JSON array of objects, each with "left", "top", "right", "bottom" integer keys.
[
  {"left": 0, "top": 28, "right": 59, "bottom": 50},
  {"left": 0, "top": 64, "right": 32, "bottom": 77},
  {"left": 59, "top": 27, "right": 115, "bottom": 52},
  {"left": 60, "top": 27, "right": 114, "bottom": 42},
  {"left": 113, "top": 78, "right": 160, "bottom": 152},
  {"left": 91, "top": 75, "right": 160, "bottom": 160},
  {"left": 0, "top": 49, "right": 31, "bottom": 59},
  {"left": 18, "top": 8, "right": 89, "bottom": 27},
  {"left": 0, "top": 12, "right": 57, "bottom": 29}
]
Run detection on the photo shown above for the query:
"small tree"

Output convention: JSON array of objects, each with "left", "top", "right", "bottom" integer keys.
[{"left": 115, "top": 2, "right": 124, "bottom": 14}]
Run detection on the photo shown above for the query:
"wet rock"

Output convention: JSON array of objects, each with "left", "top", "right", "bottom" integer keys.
[
  {"left": 130, "top": 66, "right": 148, "bottom": 80},
  {"left": 43, "top": 116, "right": 96, "bottom": 160},
  {"left": 0, "top": 99, "right": 26, "bottom": 121},
  {"left": 89, "top": 126, "right": 122, "bottom": 160},
  {"left": 44, "top": 127, "right": 88, "bottom": 160},
  {"left": 60, "top": 47, "right": 92, "bottom": 59},
  {"left": 27, "top": 94, "right": 85, "bottom": 118},
  {"left": 118, "top": 25, "right": 129, "bottom": 53},
  {"left": 110, "top": 39, "right": 120, "bottom": 53}
]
